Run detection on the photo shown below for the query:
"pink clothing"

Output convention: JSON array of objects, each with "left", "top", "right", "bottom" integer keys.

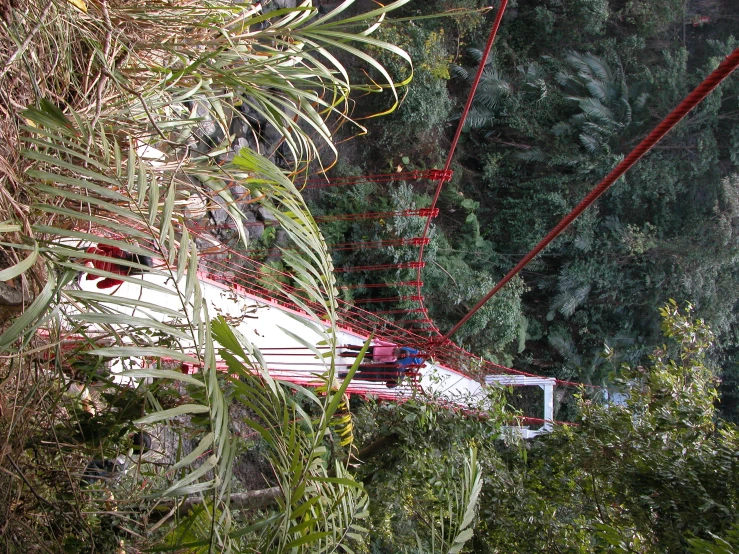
[{"left": 371, "top": 339, "right": 397, "bottom": 363}]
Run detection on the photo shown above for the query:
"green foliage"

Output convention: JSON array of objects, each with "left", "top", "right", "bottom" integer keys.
[
  {"left": 366, "top": 22, "right": 453, "bottom": 157},
  {"left": 447, "top": 271, "right": 526, "bottom": 358},
  {"left": 3, "top": 101, "right": 238, "bottom": 551},
  {"left": 353, "top": 388, "right": 508, "bottom": 552},
  {"left": 479, "top": 304, "right": 739, "bottom": 552},
  {"left": 529, "top": 0, "right": 610, "bottom": 38},
  {"left": 553, "top": 51, "right": 648, "bottom": 155},
  {"left": 436, "top": 10, "right": 739, "bottom": 399},
  {"left": 689, "top": 520, "right": 739, "bottom": 553},
  {"left": 174, "top": 318, "right": 370, "bottom": 554},
  {"left": 569, "top": 0, "right": 610, "bottom": 36},
  {"left": 452, "top": 47, "right": 512, "bottom": 133},
  {"left": 300, "top": 0, "right": 739, "bottom": 416},
  {"left": 614, "top": 0, "right": 685, "bottom": 37},
  {"left": 1, "top": 0, "right": 425, "bottom": 550},
  {"left": 504, "top": 0, "right": 612, "bottom": 57}
]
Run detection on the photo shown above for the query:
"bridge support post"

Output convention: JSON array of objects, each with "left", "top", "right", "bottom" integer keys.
[{"left": 484, "top": 375, "right": 556, "bottom": 438}]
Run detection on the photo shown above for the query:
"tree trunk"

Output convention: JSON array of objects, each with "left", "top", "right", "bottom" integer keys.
[{"left": 356, "top": 433, "right": 399, "bottom": 461}]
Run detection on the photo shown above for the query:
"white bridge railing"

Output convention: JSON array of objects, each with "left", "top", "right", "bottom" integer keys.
[{"left": 485, "top": 375, "right": 555, "bottom": 438}]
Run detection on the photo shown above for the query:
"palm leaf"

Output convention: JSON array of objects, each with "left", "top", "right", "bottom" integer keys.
[
  {"left": 17, "top": 103, "right": 236, "bottom": 549},
  {"left": 515, "top": 148, "right": 548, "bottom": 163},
  {"left": 8, "top": 1, "right": 417, "bottom": 550},
  {"left": 423, "top": 448, "right": 482, "bottom": 553}
]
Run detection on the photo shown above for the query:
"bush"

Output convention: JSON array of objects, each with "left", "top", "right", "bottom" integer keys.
[{"left": 366, "top": 24, "right": 453, "bottom": 156}]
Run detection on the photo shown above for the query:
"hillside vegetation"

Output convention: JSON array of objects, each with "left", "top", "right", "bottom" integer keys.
[
  {"left": 1, "top": 0, "right": 738, "bottom": 552},
  {"left": 311, "top": 0, "right": 739, "bottom": 421}
]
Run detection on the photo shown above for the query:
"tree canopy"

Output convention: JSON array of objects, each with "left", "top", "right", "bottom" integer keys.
[{"left": 356, "top": 302, "right": 739, "bottom": 552}]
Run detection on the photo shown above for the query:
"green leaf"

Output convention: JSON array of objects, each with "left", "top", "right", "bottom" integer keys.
[
  {"left": 212, "top": 316, "right": 250, "bottom": 361},
  {"left": 0, "top": 270, "right": 55, "bottom": 351},
  {"left": 91, "top": 346, "right": 199, "bottom": 364},
  {"left": 36, "top": 99, "right": 75, "bottom": 130},
  {"left": 0, "top": 242, "right": 38, "bottom": 281},
  {"left": 160, "top": 480, "right": 215, "bottom": 498},
  {"left": 159, "top": 455, "right": 217, "bottom": 497},
  {"left": 228, "top": 514, "right": 283, "bottom": 539},
  {"left": 449, "top": 529, "right": 474, "bottom": 554},
  {"left": 64, "top": 290, "right": 184, "bottom": 319},
  {"left": 135, "top": 404, "right": 210, "bottom": 424},
  {"left": 69, "top": 314, "right": 191, "bottom": 340},
  {"left": 284, "top": 531, "right": 332, "bottom": 549},
  {"left": 307, "top": 475, "right": 363, "bottom": 488},
  {"left": 119, "top": 369, "right": 204, "bottom": 387},
  {"left": 176, "top": 225, "right": 189, "bottom": 283}
]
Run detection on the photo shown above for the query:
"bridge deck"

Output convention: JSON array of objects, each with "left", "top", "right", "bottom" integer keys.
[{"left": 75, "top": 270, "right": 487, "bottom": 404}]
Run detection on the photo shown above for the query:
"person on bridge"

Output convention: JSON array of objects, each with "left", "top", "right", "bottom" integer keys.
[
  {"left": 395, "top": 346, "right": 425, "bottom": 369},
  {"left": 341, "top": 339, "right": 397, "bottom": 363},
  {"left": 340, "top": 346, "right": 426, "bottom": 388},
  {"left": 340, "top": 361, "right": 404, "bottom": 388}
]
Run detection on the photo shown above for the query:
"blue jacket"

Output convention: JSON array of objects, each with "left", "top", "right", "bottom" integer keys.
[{"left": 396, "top": 347, "right": 425, "bottom": 369}]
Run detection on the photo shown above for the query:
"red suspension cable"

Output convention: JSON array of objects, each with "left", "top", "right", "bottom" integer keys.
[
  {"left": 353, "top": 295, "right": 424, "bottom": 304},
  {"left": 200, "top": 237, "right": 429, "bottom": 256},
  {"left": 415, "top": 0, "right": 510, "bottom": 334},
  {"left": 339, "top": 280, "right": 423, "bottom": 290},
  {"left": 191, "top": 223, "right": 594, "bottom": 387},
  {"left": 442, "top": 47, "right": 739, "bottom": 343},
  {"left": 188, "top": 211, "right": 438, "bottom": 227},
  {"left": 303, "top": 169, "right": 453, "bottom": 189},
  {"left": 335, "top": 261, "right": 425, "bottom": 273},
  {"left": 326, "top": 237, "right": 429, "bottom": 251},
  {"left": 317, "top": 208, "right": 438, "bottom": 222}
]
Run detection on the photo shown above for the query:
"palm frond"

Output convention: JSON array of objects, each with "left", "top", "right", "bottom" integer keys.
[
  {"left": 552, "top": 122, "right": 572, "bottom": 137},
  {"left": 633, "top": 91, "right": 649, "bottom": 112},
  {"left": 582, "top": 52, "right": 612, "bottom": 82},
  {"left": 515, "top": 148, "right": 548, "bottom": 163},
  {"left": 460, "top": 106, "right": 492, "bottom": 131},
  {"left": 551, "top": 271, "right": 592, "bottom": 317},
  {"left": 579, "top": 132, "right": 601, "bottom": 153},
  {"left": 554, "top": 71, "right": 581, "bottom": 92},
  {"left": 576, "top": 97, "right": 615, "bottom": 123},
  {"left": 585, "top": 79, "right": 610, "bottom": 103},
  {"left": 564, "top": 50, "right": 593, "bottom": 77},
  {"left": 466, "top": 47, "right": 491, "bottom": 67},
  {"left": 13, "top": 102, "right": 237, "bottom": 549},
  {"left": 451, "top": 64, "right": 470, "bottom": 81},
  {"left": 477, "top": 69, "right": 511, "bottom": 110},
  {"left": 69, "top": 0, "right": 415, "bottom": 176},
  {"left": 424, "top": 448, "right": 482, "bottom": 553},
  {"left": 212, "top": 319, "right": 368, "bottom": 553}
]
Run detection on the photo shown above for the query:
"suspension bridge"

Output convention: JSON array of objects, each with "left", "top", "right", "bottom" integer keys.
[{"left": 65, "top": 1, "right": 739, "bottom": 436}]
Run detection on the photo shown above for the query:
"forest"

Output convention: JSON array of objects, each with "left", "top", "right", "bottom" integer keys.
[
  {"left": 1, "top": 0, "right": 738, "bottom": 552},
  {"left": 305, "top": 0, "right": 739, "bottom": 423},
  {"left": 304, "top": 1, "right": 739, "bottom": 549}
]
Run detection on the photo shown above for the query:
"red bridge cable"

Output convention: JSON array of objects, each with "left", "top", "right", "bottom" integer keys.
[
  {"left": 192, "top": 232, "right": 432, "bottom": 340},
  {"left": 201, "top": 255, "right": 575, "bottom": 382},
  {"left": 189, "top": 227, "right": 593, "bottom": 386},
  {"left": 415, "top": 0, "right": 510, "bottom": 332},
  {"left": 339, "top": 281, "right": 423, "bottom": 290},
  {"left": 442, "top": 47, "right": 739, "bottom": 343},
  {"left": 88, "top": 224, "right": 585, "bottom": 385},
  {"left": 302, "top": 170, "right": 452, "bottom": 189},
  {"left": 195, "top": 244, "right": 567, "bottom": 381}
]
